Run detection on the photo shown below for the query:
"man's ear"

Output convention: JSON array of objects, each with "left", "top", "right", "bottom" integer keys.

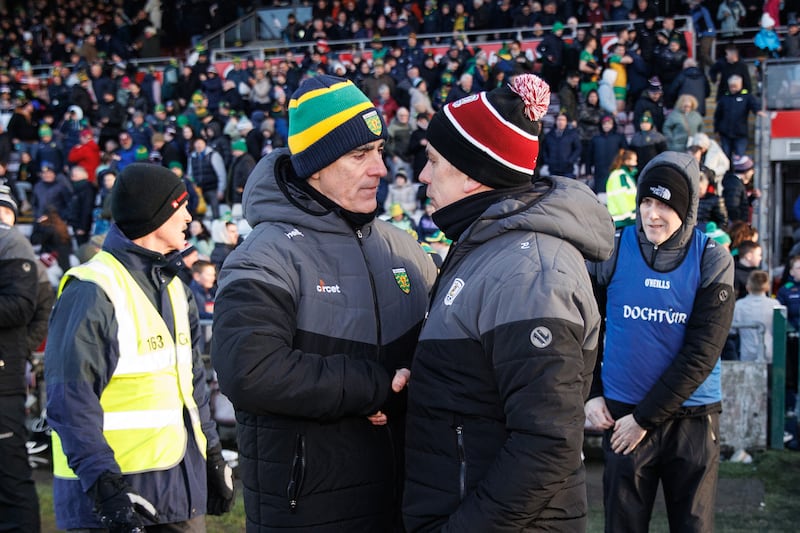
[{"left": 463, "top": 177, "right": 489, "bottom": 195}]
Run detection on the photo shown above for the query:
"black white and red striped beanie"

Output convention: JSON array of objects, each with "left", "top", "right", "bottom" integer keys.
[{"left": 427, "top": 74, "right": 550, "bottom": 188}]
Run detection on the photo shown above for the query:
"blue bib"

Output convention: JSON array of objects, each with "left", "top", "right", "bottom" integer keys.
[{"left": 603, "top": 227, "right": 721, "bottom": 406}]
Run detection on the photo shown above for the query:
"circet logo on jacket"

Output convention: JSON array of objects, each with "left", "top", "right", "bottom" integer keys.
[
  {"left": 317, "top": 279, "right": 341, "bottom": 293},
  {"left": 444, "top": 278, "right": 465, "bottom": 306}
]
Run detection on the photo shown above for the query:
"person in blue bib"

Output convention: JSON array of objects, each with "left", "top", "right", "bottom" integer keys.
[{"left": 585, "top": 151, "right": 735, "bottom": 533}]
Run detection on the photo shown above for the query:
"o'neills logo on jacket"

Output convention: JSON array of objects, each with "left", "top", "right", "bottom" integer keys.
[
  {"left": 622, "top": 305, "right": 687, "bottom": 324},
  {"left": 317, "top": 280, "right": 341, "bottom": 293}
]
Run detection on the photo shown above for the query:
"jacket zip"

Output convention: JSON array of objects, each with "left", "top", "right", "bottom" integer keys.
[
  {"left": 355, "top": 228, "right": 382, "bottom": 357},
  {"left": 456, "top": 425, "right": 466, "bottom": 500},
  {"left": 287, "top": 433, "right": 306, "bottom": 512}
]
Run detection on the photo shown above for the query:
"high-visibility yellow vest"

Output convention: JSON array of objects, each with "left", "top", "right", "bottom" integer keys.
[{"left": 51, "top": 251, "right": 207, "bottom": 479}]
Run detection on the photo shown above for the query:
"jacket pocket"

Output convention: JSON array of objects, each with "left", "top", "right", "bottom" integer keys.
[
  {"left": 455, "top": 424, "right": 466, "bottom": 501},
  {"left": 287, "top": 433, "right": 306, "bottom": 512}
]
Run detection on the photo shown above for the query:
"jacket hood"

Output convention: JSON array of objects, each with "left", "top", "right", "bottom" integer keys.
[
  {"left": 242, "top": 148, "right": 358, "bottom": 236},
  {"left": 463, "top": 176, "right": 615, "bottom": 263},
  {"left": 634, "top": 150, "right": 699, "bottom": 251}
]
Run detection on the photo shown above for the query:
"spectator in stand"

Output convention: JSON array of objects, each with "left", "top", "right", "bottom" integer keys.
[
  {"left": 34, "top": 125, "right": 65, "bottom": 175},
  {"left": 114, "top": 132, "right": 139, "bottom": 172},
  {"left": 598, "top": 68, "right": 618, "bottom": 116},
  {"left": 653, "top": 36, "right": 688, "bottom": 106},
  {"left": 558, "top": 71, "right": 581, "bottom": 125},
  {"left": 715, "top": 74, "right": 763, "bottom": 160},
  {"left": 373, "top": 84, "right": 399, "bottom": 124},
  {"left": 97, "top": 90, "right": 127, "bottom": 148},
  {"left": 589, "top": 115, "right": 627, "bottom": 195},
  {"left": 689, "top": 0, "right": 717, "bottom": 73},
  {"left": 188, "top": 220, "right": 214, "bottom": 261},
  {"left": 754, "top": 13, "right": 782, "bottom": 58},
  {"left": 385, "top": 107, "right": 413, "bottom": 181},
  {"left": 687, "top": 132, "right": 730, "bottom": 186},
  {"left": 733, "top": 270, "right": 781, "bottom": 363},
  {"left": 228, "top": 139, "right": 255, "bottom": 206},
  {"left": 663, "top": 94, "right": 703, "bottom": 153},
  {"left": 7, "top": 99, "right": 39, "bottom": 156},
  {"left": 786, "top": 16, "right": 800, "bottom": 57},
  {"left": 536, "top": 21, "right": 566, "bottom": 91},
  {"left": 187, "top": 136, "right": 226, "bottom": 220},
  {"left": 605, "top": 149, "right": 639, "bottom": 228},
  {"left": 67, "top": 165, "right": 95, "bottom": 246},
  {"left": 717, "top": 0, "right": 747, "bottom": 39},
  {"left": 209, "top": 220, "right": 239, "bottom": 272},
  {"left": 669, "top": 58, "right": 711, "bottom": 116},
  {"left": 31, "top": 161, "right": 72, "bottom": 221},
  {"left": 723, "top": 155, "right": 756, "bottom": 224},
  {"left": 734, "top": 240, "right": 762, "bottom": 299},
  {"left": 696, "top": 168, "right": 729, "bottom": 231},
  {"left": 31, "top": 206, "right": 73, "bottom": 273},
  {"left": 384, "top": 171, "right": 419, "bottom": 216},
  {"left": 606, "top": 43, "right": 631, "bottom": 113},
  {"left": 190, "top": 260, "right": 217, "bottom": 321},
  {"left": 578, "top": 89, "right": 603, "bottom": 175},
  {"left": 540, "top": 112, "right": 582, "bottom": 179},
  {"left": 629, "top": 111, "right": 667, "bottom": 173},
  {"left": 709, "top": 45, "right": 751, "bottom": 100},
  {"left": 68, "top": 128, "right": 101, "bottom": 186},
  {"left": 578, "top": 35, "right": 602, "bottom": 96},
  {"left": 633, "top": 78, "right": 666, "bottom": 133}
]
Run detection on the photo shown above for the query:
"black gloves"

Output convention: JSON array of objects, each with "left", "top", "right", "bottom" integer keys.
[
  {"left": 89, "top": 471, "right": 159, "bottom": 533},
  {"left": 207, "top": 444, "right": 235, "bottom": 515}
]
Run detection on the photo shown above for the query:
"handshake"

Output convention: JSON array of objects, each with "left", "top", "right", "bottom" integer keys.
[{"left": 368, "top": 368, "right": 410, "bottom": 426}]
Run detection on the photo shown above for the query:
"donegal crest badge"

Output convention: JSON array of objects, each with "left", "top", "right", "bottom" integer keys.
[
  {"left": 363, "top": 110, "right": 383, "bottom": 136},
  {"left": 393, "top": 268, "right": 411, "bottom": 294}
]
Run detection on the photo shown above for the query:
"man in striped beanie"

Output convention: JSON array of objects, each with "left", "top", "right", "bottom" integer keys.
[
  {"left": 211, "top": 75, "right": 437, "bottom": 531},
  {"left": 403, "top": 74, "right": 615, "bottom": 531}
]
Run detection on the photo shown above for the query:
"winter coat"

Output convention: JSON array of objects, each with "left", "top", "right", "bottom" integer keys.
[
  {"left": 633, "top": 93, "right": 665, "bottom": 133},
  {"left": 714, "top": 89, "right": 760, "bottom": 140},
  {"left": 697, "top": 192, "right": 729, "bottom": 230},
  {"left": 44, "top": 225, "right": 219, "bottom": 529},
  {"left": 211, "top": 149, "right": 437, "bottom": 531},
  {"left": 228, "top": 152, "right": 256, "bottom": 205},
  {"left": 722, "top": 171, "right": 750, "bottom": 223},
  {"left": 598, "top": 69, "right": 618, "bottom": 115},
  {"left": 669, "top": 67, "right": 711, "bottom": 116},
  {"left": 588, "top": 151, "right": 735, "bottom": 429},
  {"left": 0, "top": 224, "right": 38, "bottom": 396},
  {"left": 403, "top": 176, "right": 615, "bottom": 531},
  {"left": 629, "top": 129, "right": 668, "bottom": 171},
  {"left": 67, "top": 179, "right": 96, "bottom": 236},
  {"left": 589, "top": 129, "right": 628, "bottom": 193},
  {"left": 663, "top": 109, "right": 704, "bottom": 152},
  {"left": 68, "top": 140, "right": 102, "bottom": 184},
  {"left": 541, "top": 126, "right": 582, "bottom": 178}
]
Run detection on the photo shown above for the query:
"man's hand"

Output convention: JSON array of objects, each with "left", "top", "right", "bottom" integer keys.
[
  {"left": 610, "top": 414, "right": 647, "bottom": 455},
  {"left": 367, "top": 368, "right": 412, "bottom": 425},
  {"left": 584, "top": 396, "right": 615, "bottom": 431},
  {"left": 392, "top": 368, "right": 411, "bottom": 392},
  {"left": 90, "top": 471, "right": 158, "bottom": 532},
  {"left": 207, "top": 445, "right": 235, "bottom": 515}
]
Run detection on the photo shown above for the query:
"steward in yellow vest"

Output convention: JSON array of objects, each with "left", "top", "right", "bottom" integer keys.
[{"left": 45, "top": 163, "right": 234, "bottom": 531}]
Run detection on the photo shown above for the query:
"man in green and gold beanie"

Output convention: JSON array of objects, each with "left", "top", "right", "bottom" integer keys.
[{"left": 210, "top": 74, "right": 437, "bottom": 531}]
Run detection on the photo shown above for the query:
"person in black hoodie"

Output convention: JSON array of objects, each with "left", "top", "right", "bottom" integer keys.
[{"left": 67, "top": 165, "right": 96, "bottom": 245}]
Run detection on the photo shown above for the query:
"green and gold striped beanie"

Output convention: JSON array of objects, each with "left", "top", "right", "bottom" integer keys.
[{"left": 288, "top": 75, "right": 387, "bottom": 178}]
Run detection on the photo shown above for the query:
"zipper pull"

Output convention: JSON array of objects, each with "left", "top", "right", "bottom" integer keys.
[{"left": 356, "top": 228, "right": 363, "bottom": 239}]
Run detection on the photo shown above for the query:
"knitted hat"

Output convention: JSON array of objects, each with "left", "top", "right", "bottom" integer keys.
[
  {"left": 761, "top": 13, "right": 776, "bottom": 28},
  {"left": 426, "top": 74, "right": 550, "bottom": 189},
  {"left": 288, "top": 75, "right": 387, "bottom": 178},
  {"left": 640, "top": 111, "right": 653, "bottom": 124},
  {"left": 552, "top": 21, "right": 564, "bottom": 32},
  {"left": 636, "top": 161, "right": 691, "bottom": 222},
  {"left": 111, "top": 162, "right": 189, "bottom": 239},
  {"left": 168, "top": 160, "right": 184, "bottom": 171},
  {"left": 0, "top": 185, "right": 17, "bottom": 220},
  {"left": 232, "top": 138, "right": 247, "bottom": 152},
  {"left": 733, "top": 154, "right": 754, "bottom": 172},
  {"left": 80, "top": 127, "right": 93, "bottom": 138},
  {"left": 39, "top": 124, "right": 52, "bottom": 138},
  {"left": 154, "top": 103, "right": 166, "bottom": 113},
  {"left": 135, "top": 145, "right": 149, "bottom": 160},
  {"left": 40, "top": 161, "right": 55, "bottom": 172},
  {"left": 705, "top": 222, "right": 731, "bottom": 246}
]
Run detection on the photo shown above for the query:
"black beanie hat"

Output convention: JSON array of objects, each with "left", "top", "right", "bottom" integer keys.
[
  {"left": 112, "top": 162, "right": 188, "bottom": 239},
  {"left": 637, "top": 163, "right": 691, "bottom": 222},
  {"left": 427, "top": 74, "right": 550, "bottom": 189}
]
